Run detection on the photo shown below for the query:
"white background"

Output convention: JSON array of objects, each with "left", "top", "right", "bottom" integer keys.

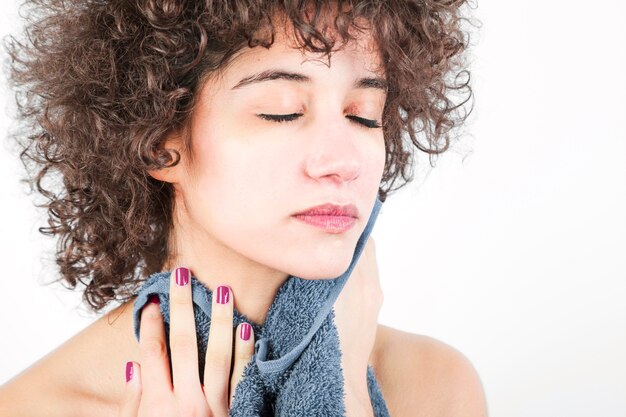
[{"left": 1, "top": 1, "right": 625, "bottom": 416}]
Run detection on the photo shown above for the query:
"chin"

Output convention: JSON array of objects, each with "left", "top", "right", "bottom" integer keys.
[
  {"left": 265, "top": 228, "right": 362, "bottom": 280},
  {"left": 287, "top": 253, "right": 355, "bottom": 280}
]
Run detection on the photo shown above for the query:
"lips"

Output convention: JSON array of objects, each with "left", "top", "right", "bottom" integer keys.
[
  {"left": 292, "top": 203, "right": 359, "bottom": 233},
  {"left": 293, "top": 203, "right": 359, "bottom": 218}
]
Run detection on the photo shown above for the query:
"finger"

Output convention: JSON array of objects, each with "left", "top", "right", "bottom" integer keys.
[
  {"left": 203, "top": 284, "right": 234, "bottom": 413},
  {"left": 138, "top": 293, "right": 173, "bottom": 401},
  {"left": 229, "top": 322, "right": 254, "bottom": 407},
  {"left": 367, "top": 235, "right": 376, "bottom": 251},
  {"left": 169, "top": 266, "right": 203, "bottom": 400},
  {"left": 362, "top": 237, "right": 383, "bottom": 305},
  {"left": 118, "top": 361, "right": 142, "bottom": 417}
]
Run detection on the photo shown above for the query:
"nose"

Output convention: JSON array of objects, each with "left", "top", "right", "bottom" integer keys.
[{"left": 303, "top": 117, "right": 361, "bottom": 184}]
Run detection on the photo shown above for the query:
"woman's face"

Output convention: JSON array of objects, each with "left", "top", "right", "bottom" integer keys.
[{"left": 170, "top": 25, "right": 386, "bottom": 280}]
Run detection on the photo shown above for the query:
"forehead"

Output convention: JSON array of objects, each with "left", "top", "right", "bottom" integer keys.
[{"left": 221, "top": 11, "right": 385, "bottom": 82}]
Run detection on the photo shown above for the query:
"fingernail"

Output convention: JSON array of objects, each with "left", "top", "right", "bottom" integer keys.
[
  {"left": 148, "top": 294, "right": 160, "bottom": 305},
  {"left": 175, "top": 267, "right": 190, "bottom": 286},
  {"left": 125, "top": 361, "right": 134, "bottom": 382},
  {"left": 240, "top": 323, "right": 251, "bottom": 341},
  {"left": 216, "top": 285, "right": 230, "bottom": 304}
]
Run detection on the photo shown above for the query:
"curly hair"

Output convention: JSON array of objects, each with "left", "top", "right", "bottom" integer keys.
[{"left": 4, "top": 0, "right": 473, "bottom": 312}]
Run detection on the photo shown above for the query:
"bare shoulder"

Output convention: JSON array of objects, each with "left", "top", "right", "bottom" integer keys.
[
  {"left": 371, "top": 324, "right": 488, "bottom": 417},
  {"left": 0, "top": 300, "right": 137, "bottom": 417}
]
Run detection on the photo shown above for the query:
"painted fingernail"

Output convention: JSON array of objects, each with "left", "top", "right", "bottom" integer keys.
[
  {"left": 148, "top": 294, "right": 160, "bottom": 304},
  {"left": 175, "top": 267, "right": 190, "bottom": 286},
  {"left": 125, "top": 361, "right": 134, "bottom": 382},
  {"left": 240, "top": 323, "right": 251, "bottom": 341},
  {"left": 216, "top": 285, "right": 230, "bottom": 304}
]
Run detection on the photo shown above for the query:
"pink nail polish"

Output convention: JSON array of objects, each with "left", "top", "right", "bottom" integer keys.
[
  {"left": 175, "top": 267, "right": 189, "bottom": 286},
  {"left": 125, "top": 361, "right": 134, "bottom": 382},
  {"left": 216, "top": 286, "right": 230, "bottom": 304},
  {"left": 240, "top": 323, "right": 251, "bottom": 341}
]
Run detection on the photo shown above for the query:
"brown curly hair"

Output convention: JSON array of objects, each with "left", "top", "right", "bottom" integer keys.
[{"left": 4, "top": 0, "right": 474, "bottom": 312}]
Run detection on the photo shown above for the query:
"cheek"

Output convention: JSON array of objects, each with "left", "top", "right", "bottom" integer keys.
[
  {"left": 376, "top": 141, "right": 386, "bottom": 175},
  {"left": 364, "top": 136, "right": 386, "bottom": 186},
  {"left": 193, "top": 134, "right": 290, "bottom": 217}
]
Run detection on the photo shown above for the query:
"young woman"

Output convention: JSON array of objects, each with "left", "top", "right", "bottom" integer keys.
[{"left": 0, "top": 0, "right": 486, "bottom": 416}]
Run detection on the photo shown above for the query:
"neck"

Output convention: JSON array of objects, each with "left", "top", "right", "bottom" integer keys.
[{"left": 163, "top": 205, "right": 289, "bottom": 326}]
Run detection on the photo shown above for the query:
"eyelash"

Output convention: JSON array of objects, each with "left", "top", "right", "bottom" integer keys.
[{"left": 258, "top": 113, "right": 382, "bottom": 129}]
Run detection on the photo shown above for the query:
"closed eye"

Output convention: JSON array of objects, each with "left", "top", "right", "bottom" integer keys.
[{"left": 257, "top": 113, "right": 382, "bottom": 129}]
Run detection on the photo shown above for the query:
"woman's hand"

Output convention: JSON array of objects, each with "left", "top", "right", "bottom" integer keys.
[
  {"left": 333, "top": 237, "right": 383, "bottom": 417},
  {"left": 119, "top": 267, "right": 255, "bottom": 417}
]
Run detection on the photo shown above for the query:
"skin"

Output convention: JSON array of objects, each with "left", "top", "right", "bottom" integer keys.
[{"left": 0, "top": 11, "right": 489, "bottom": 417}]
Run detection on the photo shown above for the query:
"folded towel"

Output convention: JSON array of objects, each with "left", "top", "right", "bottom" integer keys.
[{"left": 132, "top": 197, "right": 390, "bottom": 416}]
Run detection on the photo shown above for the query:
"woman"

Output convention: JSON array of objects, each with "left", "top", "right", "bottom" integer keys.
[{"left": 0, "top": 0, "right": 486, "bottom": 415}]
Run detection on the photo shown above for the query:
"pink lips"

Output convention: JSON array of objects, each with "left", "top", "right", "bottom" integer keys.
[{"left": 293, "top": 203, "right": 358, "bottom": 233}]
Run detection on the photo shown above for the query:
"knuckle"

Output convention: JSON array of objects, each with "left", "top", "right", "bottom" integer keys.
[
  {"left": 210, "top": 313, "right": 233, "bottom": 329},
  {"left": 364, "top": 274, "right": 382, "bottom": 293},
  {"left": 372, "top": 287, "right": 384, "bottom": 306},
  {"left": 204, "top": 385, "right": 229, "bottom": 407},
  {"left": 176, "top": 403, "right": 202, "bottom": 417},
  {"left": 204, "top": 354, "right": 232, "bottom": 375},
  {"left": 142, "top": 307, "right": 163, "bottom": 322},
  {"left": 235, "top": 350, "right": 253, "bottom": 364},
  {"left": 140, "top": 338, "right": 167, "bottom": 359},
  {"left": 169, "top": 334, "right": 198, "bottom": 352},
  {"left": 169, "top": 292, "right": 191, "bottom": 307},
  {"left": 140, "top": 403, "right": 167, "bottom": 417},
  {"left": 363, "top": 284, "right": 383, "bottom": 307},
  {"left": 140, "top": 404, "right": 169, "bottom": 417}
]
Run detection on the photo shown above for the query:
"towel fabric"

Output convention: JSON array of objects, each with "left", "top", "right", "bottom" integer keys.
[{"left": 132, "top": 197, "right": 390, "bottom": 416}]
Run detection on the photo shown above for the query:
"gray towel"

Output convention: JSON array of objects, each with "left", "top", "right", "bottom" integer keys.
[{"left": 133, "top": 198, "right": 390, "bottom": 416}]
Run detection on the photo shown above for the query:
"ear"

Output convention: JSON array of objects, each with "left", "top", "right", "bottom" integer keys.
[{"left": 147, "top": 131, "right": 185, "bottom": 184}]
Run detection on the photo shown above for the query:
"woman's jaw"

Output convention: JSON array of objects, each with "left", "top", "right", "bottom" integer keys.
[{"left": 161, "top": 193, "right": 379, "bottom": 325}]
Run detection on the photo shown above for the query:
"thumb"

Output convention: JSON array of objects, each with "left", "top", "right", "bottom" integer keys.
[{"left": 118, "top": 361, "right": 142, "bottom": 417}]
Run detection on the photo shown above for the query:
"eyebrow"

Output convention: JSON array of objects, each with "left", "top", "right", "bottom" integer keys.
[{"left": 230, "top": 69, "right": 388, "bottom": 92}]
